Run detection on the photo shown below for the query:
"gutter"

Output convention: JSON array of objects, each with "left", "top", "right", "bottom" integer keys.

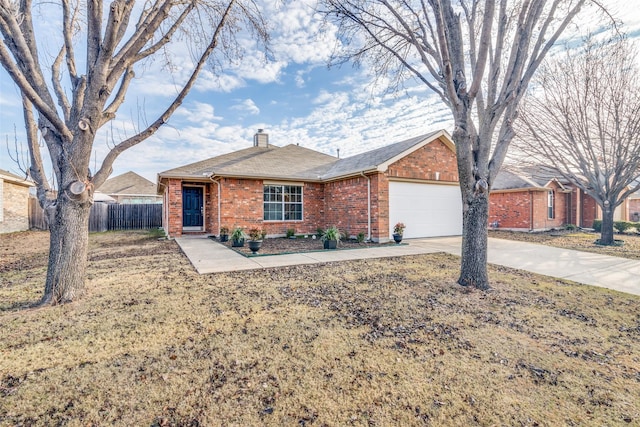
[{"left": 361, "top": 171, "right": 371, "bottom": 241}]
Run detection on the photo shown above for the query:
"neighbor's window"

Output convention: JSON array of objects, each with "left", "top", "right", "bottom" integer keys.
[
  {"left": 547, "top": 190, "right": 555, "bottom": 219},
  {"left": 264, "top": 185, "right": 303, "bottom": 221}
]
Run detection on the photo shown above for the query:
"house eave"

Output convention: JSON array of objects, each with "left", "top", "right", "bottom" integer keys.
[
  {"left": 490, "top": 187, "right": 549, "bottom": 194},
  {"left": 158, "top": 172, "right": 325, "bottom": 186},
  {"left": 0, "top": 175, "right": 36, "bottom": 188},
  {"left": 321, "top": 169, "right": 379, "bottom": 183}
]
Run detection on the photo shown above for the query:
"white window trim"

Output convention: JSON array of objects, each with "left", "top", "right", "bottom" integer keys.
[
  {"left": 547, "top": 190, "right": 555, "bottom": 219},
  {"left": 263, "top": 184, "right": 304, "bottom": 222}
]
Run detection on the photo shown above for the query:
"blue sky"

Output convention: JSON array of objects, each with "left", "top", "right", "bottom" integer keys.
[{"left": 1, "top": 0, "right": 638, "bottom": 184}]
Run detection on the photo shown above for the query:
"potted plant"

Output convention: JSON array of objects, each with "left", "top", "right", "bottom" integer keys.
[
  {"left": 231, "top": 226, "right": 245, "bottom": 247},
  {"left": 247, "top": 227, "right": 266, "bottom": 253},
  {"left": 219, "top": 226, "right": 230, "bottom": 242},
  {"left": 322, "top": 225, "right": 343, "bottom": 249},
  {"left": 393, "top": 222, "right": 405, "bottom": 244}
]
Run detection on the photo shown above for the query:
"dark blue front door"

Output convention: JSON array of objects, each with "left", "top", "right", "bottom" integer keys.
[{"left": 182, "top": 187, "right": 203, "bottom": 227}]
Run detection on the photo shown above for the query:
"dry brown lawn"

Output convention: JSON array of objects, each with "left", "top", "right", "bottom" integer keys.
[{"left": 1, "top": 230, "right": 639, "bottom": 426}]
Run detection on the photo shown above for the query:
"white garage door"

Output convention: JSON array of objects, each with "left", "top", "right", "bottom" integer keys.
[{"left": 389, "top": 181, "right": 463, "bottom": 238}]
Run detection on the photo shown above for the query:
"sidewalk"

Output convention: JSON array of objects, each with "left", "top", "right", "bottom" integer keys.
[{"left": 175, "top": 235, "right": 640, "bottom": 297}]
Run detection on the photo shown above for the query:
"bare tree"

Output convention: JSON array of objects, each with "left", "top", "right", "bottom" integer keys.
[
  {"left": 0, "top": 0, "right": 269, "bottom": 304},
  {"left": 321, "top": 0, "right": 604, "bottom": 289},
  {"left": 515, "top": 36, "right": 640, "bottom": 245}
]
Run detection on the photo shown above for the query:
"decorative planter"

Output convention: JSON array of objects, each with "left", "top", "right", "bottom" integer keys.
[
  {"left": 323, "top": 240, "right": 337, "bottom": 250},
  {"left": 232, "top": 238, "right": 245, "bottom": 247},
  {"left": 248, "top": 240, "right": 262, "bottom": 253},
  {"left": 393, "top": 233, "right": 403, "bottom": 244},
  {"left": 220, "top": 234, "right": 229, "bottom": 242}
]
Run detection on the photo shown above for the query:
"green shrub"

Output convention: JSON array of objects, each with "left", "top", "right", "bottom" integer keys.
[
  {"left": 564, "top": 224, "right": 578, "bottom": 231},
  {"left": 614, "top": 221, "right": 634, "bottom": 234},
  {"left": 286, "top": 228, "right": 296, "bottom": 238},
  {"left": 357, "top": 232, "right": 366, "bottom": 243},
  {"left": 592, "top": 219, "right": 602, "bottom": 232}
]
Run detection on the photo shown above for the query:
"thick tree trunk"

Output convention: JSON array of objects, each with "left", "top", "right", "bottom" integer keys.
[
  {"left": 599, "top": 205, "right": 615, "bottom": 245},
  {"left": 40, "top": 195, "right": 91, "bottom": 305},
  {"left": 458, "top": 194, "right": 490, "bottom": 290}
]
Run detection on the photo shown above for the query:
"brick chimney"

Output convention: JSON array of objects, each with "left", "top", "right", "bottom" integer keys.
[{"left": 253, "top": 129, "right": 269, "bottom": 148}]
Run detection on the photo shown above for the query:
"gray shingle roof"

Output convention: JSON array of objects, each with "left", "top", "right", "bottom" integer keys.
[
  {"left": 492, "top": 166, "right": 569, "bottom": 191},
  {"left": 158, "top": 130, "right": 451, "bottom": 182},
  {"left": 98, "top": 171, "right": 157, "bottom": 195},
  {"left": 159, "top": 145, "right": 337, "bottom": 181},
  {"left": 321, "top": 131, "right": 442, "bottom": 180},
  {"left": 491, "top": 170, "right": 538, "bottom": 190}
]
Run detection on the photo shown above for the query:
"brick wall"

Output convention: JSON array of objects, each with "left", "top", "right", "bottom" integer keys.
[
  {"left": 324, "top": 176, "right": 370, "bottom": 237},
  {"left": 218, "top": 178, "right": 262, "bottom": 230},
  {"left": 387, "top": 137, "right": 458, "bottom": 182},
  {"left": 216, "top": 179, "right": 324, "bottom": 236},
  {"left": 489, "top": 191, "right": 533, "bottom": 230},
  {"left": 489, "top": 185, "right": 570, "bottom": 231},
  {"left": 164, "top": 179, "right": 184, "bottom": 237},
  {"left": 581, "top": 194, "right": 598, "bottom": 228},
  {"left": 370, "top": 173, "right": 389, "bottom": 241},
  {"left": 0, "top": 179, "right": 31, "bottom": 233}
]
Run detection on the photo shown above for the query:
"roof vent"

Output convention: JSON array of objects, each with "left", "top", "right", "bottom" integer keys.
[{"left": 253, "top": 129, "right": 269, "bottom": 148}]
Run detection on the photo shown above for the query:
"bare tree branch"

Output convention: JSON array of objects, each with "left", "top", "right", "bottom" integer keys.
[{"left": 93, "top": 0, "right": 239, "bottom": 188}]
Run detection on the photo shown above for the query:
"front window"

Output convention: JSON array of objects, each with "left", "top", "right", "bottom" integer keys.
[
  {"left": 264, "top": 185, "right": 303, "bottom": 221},
  {"left": 548, "top": 191, "right": 555, "bottom": 219}
]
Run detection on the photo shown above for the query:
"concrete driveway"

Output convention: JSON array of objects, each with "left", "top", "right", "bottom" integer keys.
[{"left": 176, "top": 235, "right": 640, "bottom": 297}]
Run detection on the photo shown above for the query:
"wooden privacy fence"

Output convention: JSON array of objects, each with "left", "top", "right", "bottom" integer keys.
[
  {"left": 29, "top": 198, "right": 162, "bottom": 232},
  {"left": 28, "top": 197, "right": 46, "bottom": 230},
  {"left": 106, "top": 203, "right": 162, "bottom": 231}
]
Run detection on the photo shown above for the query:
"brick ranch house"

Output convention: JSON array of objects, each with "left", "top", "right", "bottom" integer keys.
[
  {"left": 0, "top": 168, "right": 35, "bottom": 234},
  {"left": 157, "top": 130, "right": 462, "bottom": 241},
  {"left": 488, "top": 168, "right": 635, "bottom": 231}
]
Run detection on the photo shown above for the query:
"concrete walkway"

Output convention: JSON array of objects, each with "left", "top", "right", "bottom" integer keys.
[{"left": 175, "top": 235, "right": 640, "bottom": 297}]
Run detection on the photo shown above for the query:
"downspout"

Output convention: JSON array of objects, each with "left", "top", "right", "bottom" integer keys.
[
  {"left": 209, "top": 174, "right": 221, "bottom": 236},
  {"left": 361, "top": 172, "right": 371, "bottom": 241}
]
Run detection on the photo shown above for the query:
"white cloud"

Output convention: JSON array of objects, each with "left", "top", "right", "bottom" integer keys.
[
  {"left": 175, "top": 102, "right": 222, "bottom": 123},
  {"left": 230, "top": 99, "right": 260, "bottom": 116}
]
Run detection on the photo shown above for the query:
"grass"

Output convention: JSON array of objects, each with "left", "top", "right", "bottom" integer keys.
[
  {"left": 490, "top": 229, "right": 640, "bottom": 260},
  {"left": 1, "top": 230, "right": 639, "bottom": 426}
]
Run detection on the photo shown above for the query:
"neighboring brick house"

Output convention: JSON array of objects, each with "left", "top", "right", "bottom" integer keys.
[
  {"left": 0, "top": 169, "right": 35, "bottom": 234},
  {"left": 97, "top": 171, "right": 162, "bottom": 204},
  {"left": 489, "top": 169, "right": 620, "bottom": 231},
  {"left": 157, "top": 130, "right": 462, "bottom": 241}
]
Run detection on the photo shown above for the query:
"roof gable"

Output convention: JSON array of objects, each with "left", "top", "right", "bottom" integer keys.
[
  {"left": 321, "top": 130, "right": 453, "bottom": 180},
  {"left": 98, "top": 171, "right": 157, "bottom": 195},
  {"left": 492, "top": 167, "right": 571, "bottom": 192}
]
